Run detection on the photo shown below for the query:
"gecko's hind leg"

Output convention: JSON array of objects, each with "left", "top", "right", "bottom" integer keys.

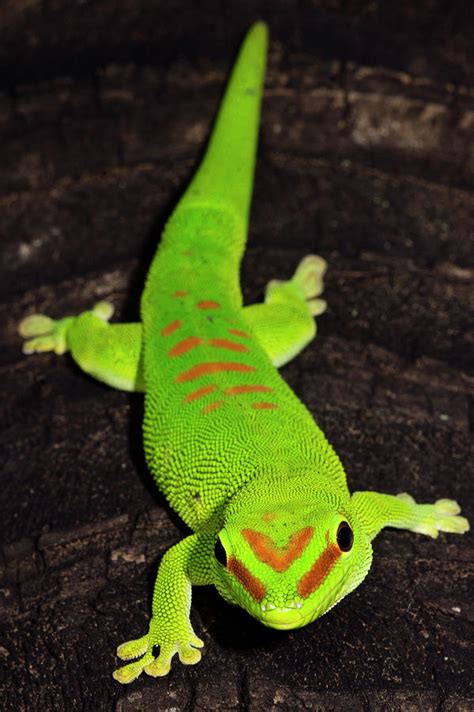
[
  {"left": 242, "top": 254, "right": 327, "bottom": 367},
  {"left": 19, "top": 302, "right": 144, "bottom": 392}
]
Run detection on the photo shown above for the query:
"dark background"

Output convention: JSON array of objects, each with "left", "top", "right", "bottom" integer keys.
[{"left": 1, "top": 2, "right": 473, "bottom": 710}]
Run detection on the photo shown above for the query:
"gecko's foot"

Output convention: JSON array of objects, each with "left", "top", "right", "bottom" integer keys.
[
  {"left": 113, "top": 622, "right": 204, "bottom": 684},
  {"left": 397, "top": 493, "right": 470, "bottom": 538},
  {"left": 19, "top": 301, "right": 114, "bottom": 356},
  {"left": 266, "top": 255, "right": 327, "bottom": 316},
  {"left": 19, "top": 313, "right": 73, "bottom": 355}
]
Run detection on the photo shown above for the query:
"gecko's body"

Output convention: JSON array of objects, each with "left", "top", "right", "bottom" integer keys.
[{"left": 20, "top": 23, "right": 469, "bottom": 684}]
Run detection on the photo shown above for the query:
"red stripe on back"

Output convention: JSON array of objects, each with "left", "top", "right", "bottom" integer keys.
[
  {"left": 161, "top": 320, "right": 182, "bottom": 337},
  {"left": 169, "top": 336, "right": 203, "bottom": 357},
  {"left": 184, "top": 385, "right": 217, "bottom": 403},
  {"left": 225, "top": 385, "right": 273, "bottom": 395},
  {"left": 209, "top": 338, "right": 249, "bottom": 353},
  {"left": 173, "top": 290, "right": 188, "bottom": 298},
  {"left": 175, "top": 362, "right": 255, "bottom": 383},
  {"left": 228, "top": 328, "right": 250, "bottom": 338},
  {"left": 202, "top": 400, "right": 224, "bottom": 414},
  {"left": 197, "top": 300, "right": 220, "bottom": 310},
  {"left": 252, "top": 402, "right": 278, "bottom": 410}
]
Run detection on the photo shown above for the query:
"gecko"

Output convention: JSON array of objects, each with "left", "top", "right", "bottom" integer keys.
[{"left": 18, "top": 22, "right": 469, "bottom": 684}]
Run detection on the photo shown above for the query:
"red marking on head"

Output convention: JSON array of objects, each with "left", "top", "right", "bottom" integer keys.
[
  {"left": 169, "top": 336, "right": 203, "bottom": 357},
  {"left": 262, "top": 513, "right": 276, "bottom": 522},
  {"left": 252, "top": 402, "right": 278, "bottom": 410},
  {"left": 228, "top": 556, "right": 266, "bottom": 602},
  {"left": 242, "top": 527, "right": 314, "bottom": 573},
  {"left": 161, "top": 320, "right": 182, "bottom": 337},
  {"left": 184, "top": 385, "right": 217, "bottom": 403},
  {"left": 297, "top": 532, "right": 341, "bottom": 598},
  {"left": 225, "top": 385, "right": 273, "bottom": 395},
  {"left": 209, "top": 338, "right": 249, "bottom": 353},
  {"left": 173, "top": 290, "right": 188, "bottom": 298},
  {"left": 197, "top": 300, "right": 220, "bottom": 310},
  {"left": 175, "top": 362, "right": 255, "bottom": 383},
  {"left": 202, "top": 400, "right": 224, "bottom": 414},
  {"left": 228, "top": 328, "right": 250, "bottom": 339}
]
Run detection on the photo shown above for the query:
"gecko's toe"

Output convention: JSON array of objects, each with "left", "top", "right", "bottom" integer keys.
[
  {"left": 116, "top": 634, "right": 149, "bottom": 661},
  {"left": 18, "top": 314, "right": 54, "bottom": 339},
  {"left": 92, "top": 301, "right": 114, "bottom": 322},
  {"left": 293, "top": 254, "right": 327, "bottom": 299}
]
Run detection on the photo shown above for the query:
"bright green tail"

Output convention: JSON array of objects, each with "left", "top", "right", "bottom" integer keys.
[
  {"left": 141, "top": 22, "right": 268, "bottom": 317},
  {"left": 180, "top": 21, "right": 268, "bottom": 222}
]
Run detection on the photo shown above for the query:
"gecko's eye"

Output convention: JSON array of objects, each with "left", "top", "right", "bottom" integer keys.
[
  {"left": 336, "top": 521, "right": 354, "bottom": 552},
  {"left": 214, "top": 537, "right": 228, "bottom": 567}
]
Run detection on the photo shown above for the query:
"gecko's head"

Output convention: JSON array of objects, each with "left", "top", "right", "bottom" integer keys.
[{"left": 212, "top": 501, "right": 372, "bottom": 629}]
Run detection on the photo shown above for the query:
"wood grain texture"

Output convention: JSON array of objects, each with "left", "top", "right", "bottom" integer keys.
[{"left": 0, "top": 2, "right": 473, "bottom": 710}]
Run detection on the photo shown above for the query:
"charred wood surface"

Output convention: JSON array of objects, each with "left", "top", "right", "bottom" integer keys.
[{"left": 1, "top": 2, "right": 473, "bottom": 710}]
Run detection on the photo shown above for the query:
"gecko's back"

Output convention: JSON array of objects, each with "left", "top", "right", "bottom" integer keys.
[{"left": 140, "top": 24, "right": 344, "bottom": 530}]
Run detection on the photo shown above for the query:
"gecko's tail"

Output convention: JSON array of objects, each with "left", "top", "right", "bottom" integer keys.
[
  {"left": 180, "top": 21, "right": 268, "bottom": 224},
  {"left": 143, "top": 23, "right": 268, "bottom": 315}
]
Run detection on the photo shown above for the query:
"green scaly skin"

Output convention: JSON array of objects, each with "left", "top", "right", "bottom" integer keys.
[{"left": 19, "top": 23, "right": 469, "bottom": 684}]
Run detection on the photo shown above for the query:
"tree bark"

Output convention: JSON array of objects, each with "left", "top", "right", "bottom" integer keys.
[{"left": 1, "top": 2, "right": 473, "bottom": 710}]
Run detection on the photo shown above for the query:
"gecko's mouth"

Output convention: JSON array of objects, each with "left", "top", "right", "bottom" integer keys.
[
  {"left": 258, "top": 604, "right": 310, "bottom": 630},
  {"left": 261, "top": 608, "right": 307, "bottom": 629}
]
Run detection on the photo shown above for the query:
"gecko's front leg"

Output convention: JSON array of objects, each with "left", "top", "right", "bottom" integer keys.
[
  {"left": 113, "top": 532, "right": 214, "bottom": 684},
  {"left": 352, "top": 491, "right": 469, "bottom": 541}
]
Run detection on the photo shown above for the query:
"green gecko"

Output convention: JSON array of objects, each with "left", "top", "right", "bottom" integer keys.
[{"left": 19, "top": 22, "right": 469, "bottom": 684}]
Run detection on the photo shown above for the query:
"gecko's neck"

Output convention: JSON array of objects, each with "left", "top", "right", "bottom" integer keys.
[{"left": 225, "top": 461, "right": 350, "bottom": 524}]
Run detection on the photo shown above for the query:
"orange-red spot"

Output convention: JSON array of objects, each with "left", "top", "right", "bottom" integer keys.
[
  {"left": 169, "top": 336, "right": 203, "bottom": 357},
  {"left": 252, "top": 402, "right": 278, "bottom": 410},
  {"left": 184, "top": 385, "right": 217, "bottom": 403},
  {"left": 183, "top": 250, "right": 193, "bottom": 256},
  {"left": 173, "top": 290, "right": 188, "bottom": 298},
  {"left": 297, "top": 532, "right": 341, "bottom": 598},
  {"left": 228, "top": 328, "right": 250, "bottom": 339},
  {"left": 228, "top": 556, "right": 266, "bottom": 602},
  {"left": 175, "top": 362, "right": 256, "bottom": 383},
  {"left": 262, "top": 513, "right": 276, "bottom": 522},
  {"left": 202, "top": 400, "right": 224, "bottom": 414},
  {"left": 209, "top": 338, "right": 249, "bottom": 353},
  {"left": 197, "top": 300, "right": 220, "bottom": 310},
  {"left": 242, "top": 527, "right": 314, "bottom": 573},
  {"left": 161, "top": 320, "right": 182, "bottom": 337},
  {"left": 225, "top": 385, "right": 273, "bottom": 395}
]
